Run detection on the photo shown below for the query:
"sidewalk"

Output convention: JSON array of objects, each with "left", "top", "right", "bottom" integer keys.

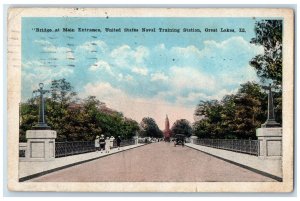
[
  {"left": 19, "top": 143, "right": 145, "bottom": 181},
  {"left": 186, "top": 143, "right": 282, "bottom": 181}
]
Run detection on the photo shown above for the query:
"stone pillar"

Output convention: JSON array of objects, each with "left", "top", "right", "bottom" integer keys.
[
  {"left": 190, "top": 135, "right": 198, "bottom": 144},
  {"left": 25, "top": 130, "right": 57, "bottom": 161},
  {"left": 256, "top": 127, "right": 282, "bottom": 159}
]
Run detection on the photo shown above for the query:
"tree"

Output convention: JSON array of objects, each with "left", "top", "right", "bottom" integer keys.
[
  {"left": 80, "top": 96, "right": 104, "bottom": 141},
  {"left": 194, "top": 100, "right": 222, "bottom": 124},
  {"left": 171, "top": 119, "right": 192, "bottom": 137},
  {"left": 50, "top": 78, "right": 77, "bottom": 104},
  {"left": 140, "top": 117, "right": 163, "bottom": 138},
  {"left": 193, "top": 82, "right": 268, "bottom": 139},
  {"left": 192, "top": 119, "right": 211, "bottom": 139},
  {"left": 250, "top": 20, "right": 282, "bottom": 86},
  {"left": 19, "top": 98, "right": 39, "bottom": 142},
  {"left": 232, "top": 82, "right": 267, "bottom": 139},
  {"left": 194, "top": 100, "right": 223, "bottom": 138},
  {"left": 46, "top": 79, "right": 78, "bottom": 141},
  {"left": 122, "top": 118, "right": 140, "bottom": 139}
]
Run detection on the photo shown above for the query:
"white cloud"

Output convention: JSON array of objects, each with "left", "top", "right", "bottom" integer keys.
[
  {"left": 218, "top": 65, "right": 259, "bottom": 85},
  {"left": 151, "top": 72, "right": 168, "bottom": 81},
  {"left": 117, "top": 73, "right": 134, "bottom": 82},
  {"left": 201, "top": 36, "right": 264, "bottom": 58},
  {"left": 34, "top": 40, "right": 52, "bottom": 46},
  {"left": 22, "top": 60, "right": 74, "bottom": 79},
  {"left": 155, "top": 43, "right": 166, "bottom": 51},
  {"left": 124, "top": 75, "right": 134, "bottom": 81},
  {"left": 110, "top": 45, "right": 132, "bottom": 67},
  {"left": 169, "top": 37, "right": 263, "bottom": 67},
  {"left": 110, "top": 45, "right": 149, "bottom": 68},
  {"left": 34, "top": 39, "right": 74, "bottom": 60},
  {"left": 83, "top": 82, "right": 123, "bottom": 100},
  {"left": 134, "top": 46, "right": 149, "bottom": 63},
  {"left": 82, "top": 81, "right": 195, "bottom": 129},
  {"left": 89, "top": 60, "right": 113, "bottom": 75},
  {"left": 177, "top": 88, "right": 236, "bottom": 104},
  {"left": 157, "top": 37, "right": 263, "bottom": 105},
  {"left": 132, "top": 66, "right": 148, "bottom": 76},
  {"left": 21, "top": 60, "right": 74, "bottom": 101},
  {"left": 175, "top": 92, "right": 208, "bottom": 105},
  {"left": 171, "top": 45, "right": 203, "bottom": 58},
  {"left": 211, "top": 36, "right": 262, "bottom": 52},
  {"left": 76, "top": 40, "right": 107, "bottom": 53},
  {"left": 169, "top": 66, "right": 216, "bottom": 91},
  {"left": 22, "top": 60, "right": 44, "bottom": 69},
  {"left": 110, "top": 45, "right": 131, "bottom": 58}
]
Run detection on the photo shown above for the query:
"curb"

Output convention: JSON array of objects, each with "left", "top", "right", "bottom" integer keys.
[
  {"left": 19, "top": 143, "right": 147, "bottom": 182},
  {"left": 186, "top": 144, "right": 282, "bottom": 182}
]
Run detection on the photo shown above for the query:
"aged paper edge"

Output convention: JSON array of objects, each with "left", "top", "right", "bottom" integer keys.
[{"left": 7, "top": 8, "right": 294, "bottom": 192}]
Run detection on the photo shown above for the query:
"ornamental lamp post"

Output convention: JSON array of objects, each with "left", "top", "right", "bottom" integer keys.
[
  {"left": 32, "top": 83, "right": 51, "bottom": 130},
  {"left": 25, "top": 82, "right": 56, "bottom": 161},
  {"left": 261, "top": 84, "right": 281, "bottom": 128}
]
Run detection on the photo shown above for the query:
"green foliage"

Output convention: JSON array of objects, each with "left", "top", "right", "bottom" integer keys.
[
  {"left": 192, "top": 119, "right": 213, "bottom": 139},
  {"left": 19, "top": 79, "right": 140, "bottom": 142},
  {"left": 140, "top": 117, "right": 163, "bottom": 138},
  {"left": 250, "top": 20, "right": 282, "bottom": 86},
  {"left": 46, "top": 79, "right": 78, "bottom": 141},
  {"left": 19, "top": 98, "right": 39, "bottom": 142},
  {"left": 193, "top": 82, "right": 268, "bottom": 139},
  {"left": 171, "top": 119, "right": 192, "bottom": 137},
  {"left": 122, "top": 118, "right": 140, "bottom": 139},
  {"left": 249, "top": 19, "right": 282, "bottom": 125}
]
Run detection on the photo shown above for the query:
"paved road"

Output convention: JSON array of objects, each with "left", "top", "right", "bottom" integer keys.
[{"left": 32, "top": 142, "right": 276, "bottom": 182}]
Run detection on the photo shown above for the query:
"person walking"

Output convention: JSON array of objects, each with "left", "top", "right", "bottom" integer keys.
[
  {"left": 99, "top": 134, "right": 105, "bottom": 153},
  {"left": 109, "top": 136, "right": 115, "bottom": 149},
  {"left": 95, "top": 135, "right": 100, "bottom": 152},
  {"left": 116, "top": 136, "right": 121, "bottom": 150},
  {"left": 105, "top": 137, "right": 111, "bottom": 153}
]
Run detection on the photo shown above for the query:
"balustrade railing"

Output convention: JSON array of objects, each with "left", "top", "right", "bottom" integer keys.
[
  {"left": 55, "top": 139, "right": 136, "bottom": 158},
  {"left": 55, "top": 141, "right": 95, "bottom": 158},
  {"left": 193, "top": 139, "right": 259, "bottom": 156},
  {"left": 113, "top": 139, "right": 136, "bottom": 148}
]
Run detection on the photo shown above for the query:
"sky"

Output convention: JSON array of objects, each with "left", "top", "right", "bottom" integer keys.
[{"left": 21, "top": 17, "right": 266, "bottom": 129}]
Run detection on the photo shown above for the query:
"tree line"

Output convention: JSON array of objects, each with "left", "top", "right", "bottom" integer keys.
[
  {"left": 192, "top": 82, "right": 282, "bottom": 139},
  {"left": 20, "top": 79, "right": 141, "bottom": 142}
]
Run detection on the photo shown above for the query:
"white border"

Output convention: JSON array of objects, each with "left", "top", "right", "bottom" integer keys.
[{"left": 1, "top": 0, "right": 298, "bottom": 199}]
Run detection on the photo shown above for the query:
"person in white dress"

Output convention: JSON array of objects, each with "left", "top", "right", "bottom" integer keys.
[
  {"left": 105, "top": 137, "right": 111, "bottom": 153},
  {"left": 94, "top": 135, "right": 100, "bottom": 152},
  {"left": 109, "top": 136, "right": 115, "bottom": 148}
]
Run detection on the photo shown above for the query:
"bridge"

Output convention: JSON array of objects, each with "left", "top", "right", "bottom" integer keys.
[
  {"left": 19, "top": 136, "right": 282, "bottom": 182},
  {"left": 18, "top": 82, "right": 283, "bottom": 182}
]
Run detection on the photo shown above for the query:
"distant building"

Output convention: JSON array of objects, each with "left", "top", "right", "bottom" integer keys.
[{"left": 163, "top": 115, "right": 171, "bottom": 141}]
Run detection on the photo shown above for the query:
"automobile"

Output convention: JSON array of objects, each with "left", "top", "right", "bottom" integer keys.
[{"left": 173, "top": 134, "right": 185, "bottom": 147}]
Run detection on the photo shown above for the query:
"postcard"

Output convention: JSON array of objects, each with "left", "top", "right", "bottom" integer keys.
[{"left": 7, "top": 8, "right": 294, "bottom": 192}]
